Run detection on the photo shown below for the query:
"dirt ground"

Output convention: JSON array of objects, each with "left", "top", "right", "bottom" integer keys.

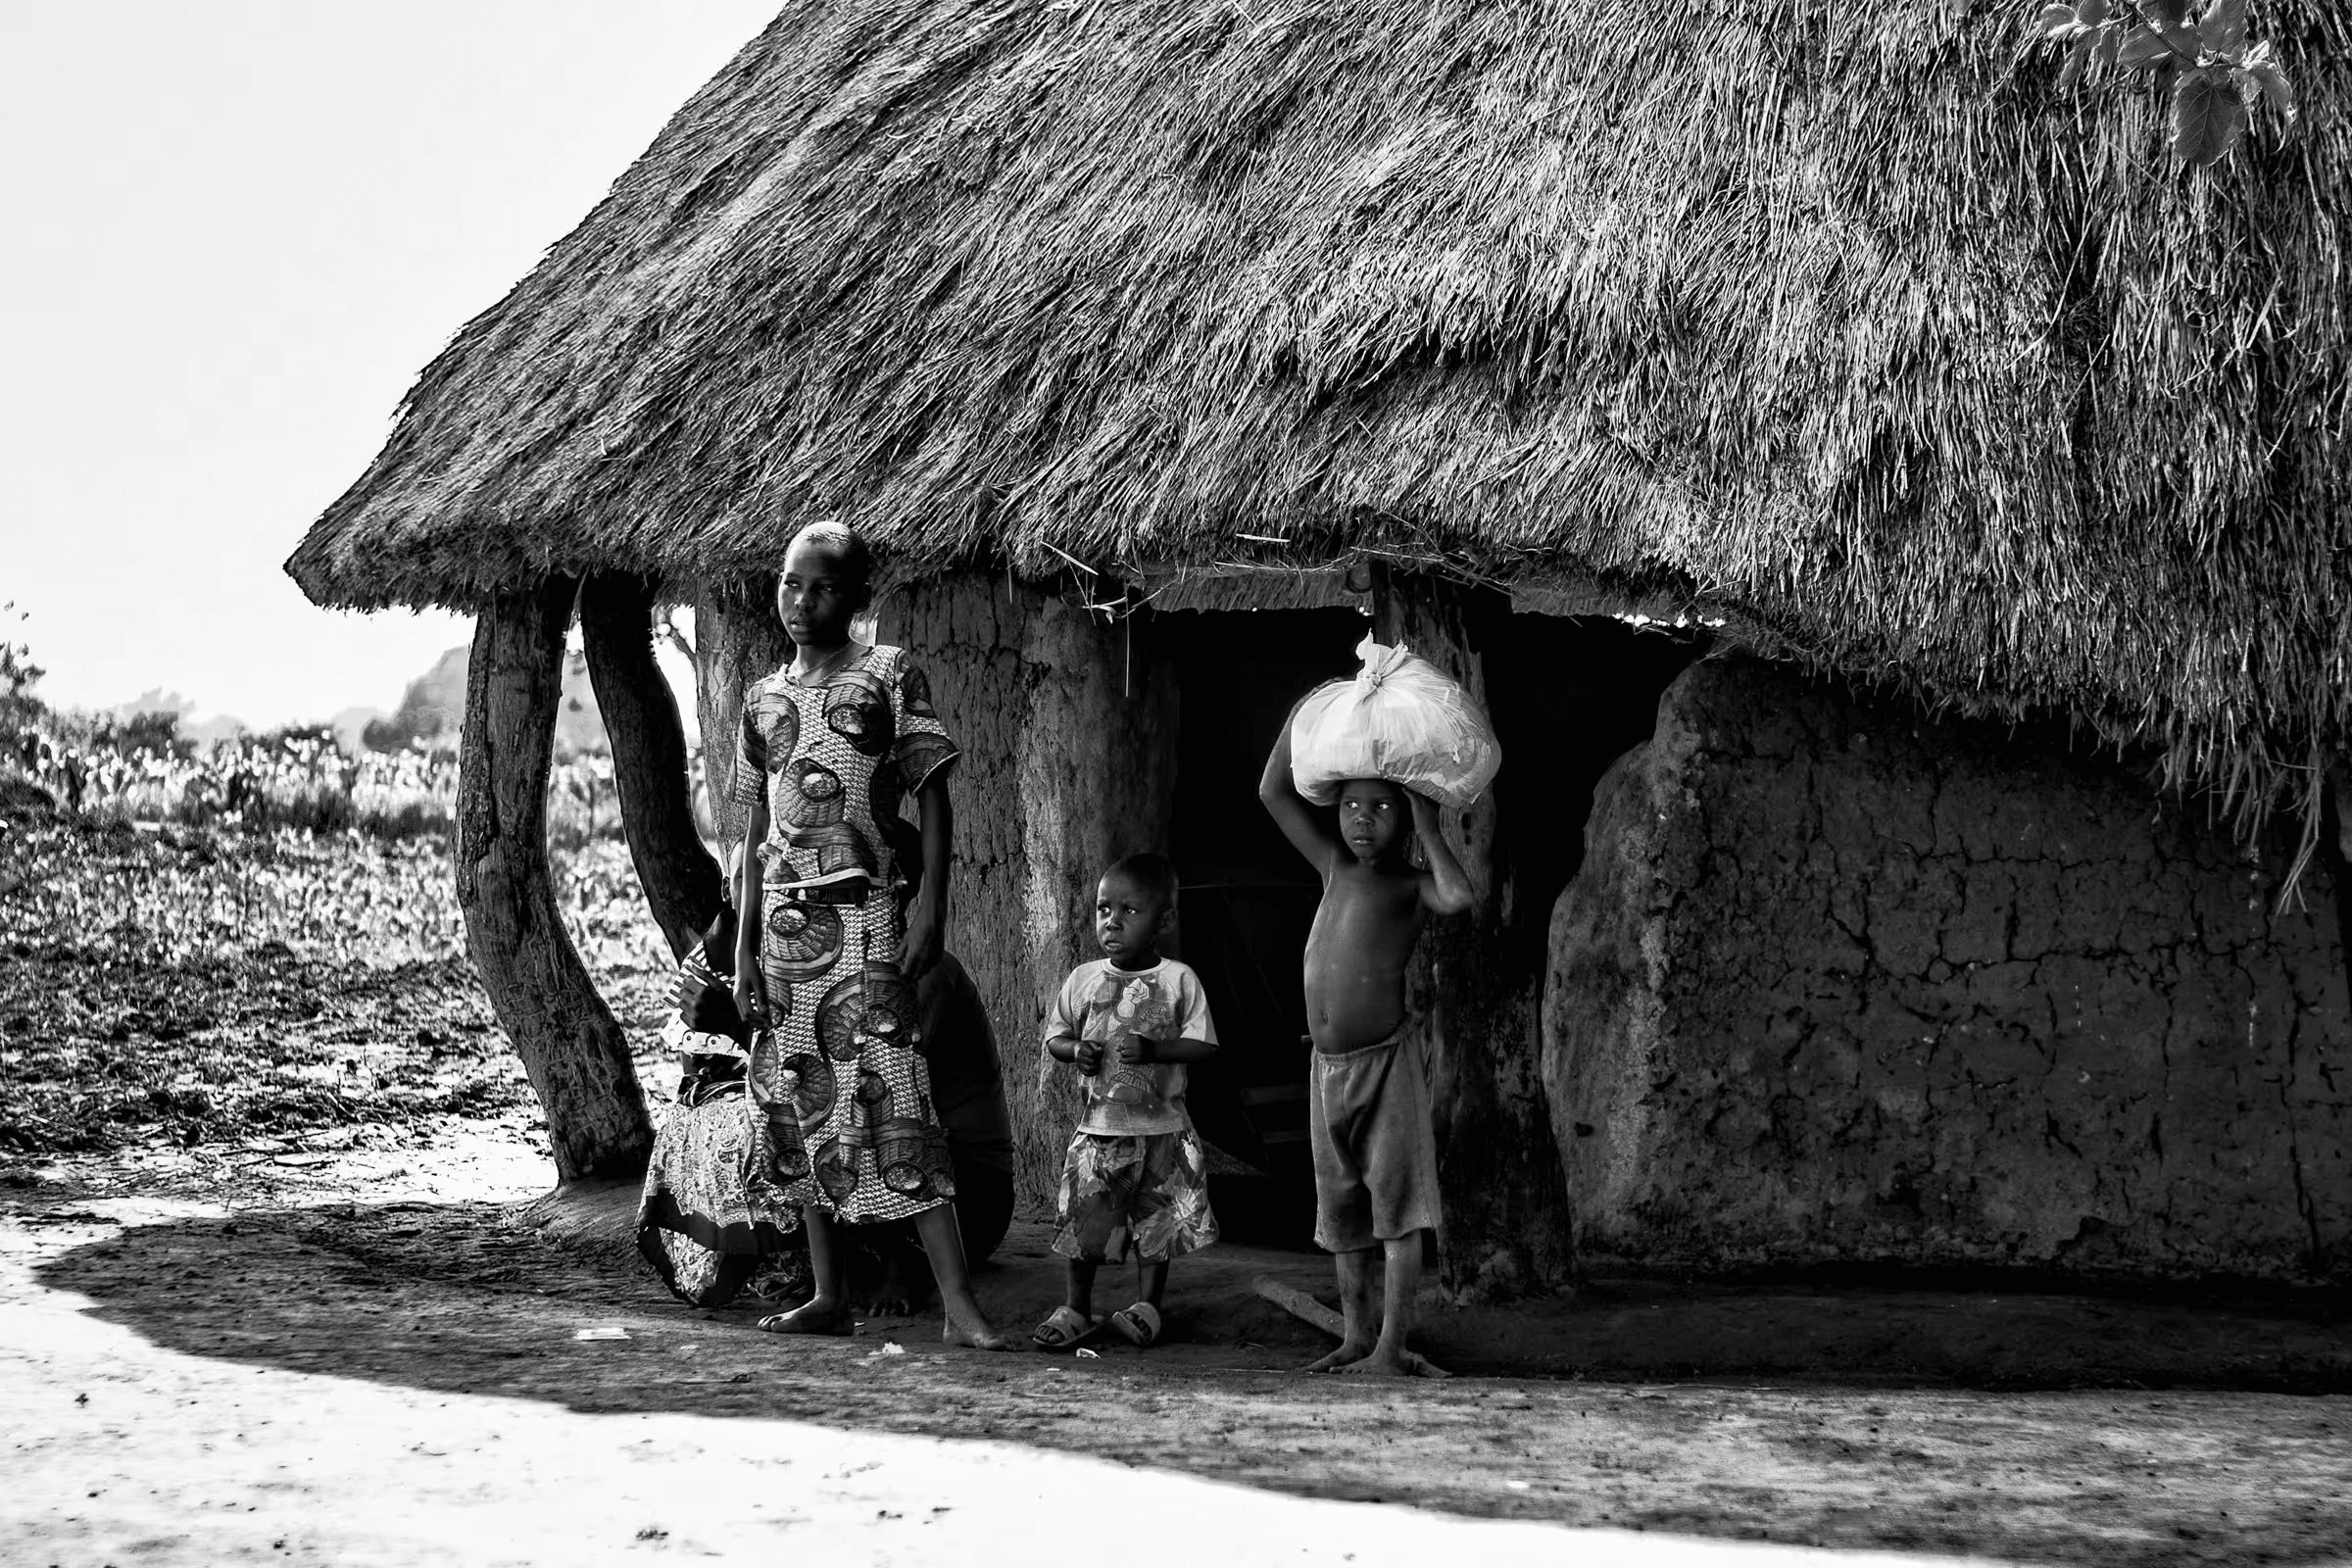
[
  {"left": 5, "top": 1105, "right": 2352, "bottom": 1567},
  {"left": 8, "top": 815, "right": 2351, "bottom": 1564}
]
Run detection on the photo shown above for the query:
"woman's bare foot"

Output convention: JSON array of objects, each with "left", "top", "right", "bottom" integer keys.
[
  {"left": 1336, "top": 1347, "right": 1450, "bottom": 1378},
  {"left": 940, "top": 1311, "right": 1022, "bottom": 1351},
  {"left": 757, "top": 1298, "right": 854, "bottom": 1336},
  {"left": 1302, "top": 1338, "right": 1375, "bottom": 1373}
]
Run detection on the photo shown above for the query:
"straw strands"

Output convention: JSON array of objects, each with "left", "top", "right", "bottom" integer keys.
[{"left": 286, "top": 1, "right": 2352, "bottom": 833}]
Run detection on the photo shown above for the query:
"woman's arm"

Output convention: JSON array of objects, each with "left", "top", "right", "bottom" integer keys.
[
  {"left": 732, "top": 798, "right": 768, "bottom": 1020},
  {"left": 1408, "top": 792, "right": 1476, "bottom": 915},
  {"left": 1257, "top": 698, "right": 1338, "bottom": 873},
  {"left": 902, "top": 775, "right": 952, "bottom": 978}
]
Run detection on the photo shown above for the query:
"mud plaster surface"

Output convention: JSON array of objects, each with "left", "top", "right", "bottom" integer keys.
[{"left": 1548, "top": 657, "right": 2352, "bottom": 1282}]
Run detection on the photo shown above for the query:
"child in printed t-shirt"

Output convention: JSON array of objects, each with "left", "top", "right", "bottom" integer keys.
[{"left": 1033, "top": 854, "right": 1219, "bottom": 1350}]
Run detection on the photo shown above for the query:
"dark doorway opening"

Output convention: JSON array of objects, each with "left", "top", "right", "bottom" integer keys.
[{"left": 1156, "top": 605, "right": 1702, "bottom": 1247}]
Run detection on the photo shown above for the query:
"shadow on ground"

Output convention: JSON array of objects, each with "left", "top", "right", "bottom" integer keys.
[{"left": 26, "top": 1194, "right": 2352, "bottom": 1567}]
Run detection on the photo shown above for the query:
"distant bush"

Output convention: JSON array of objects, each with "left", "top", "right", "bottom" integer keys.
[{"left": 24, "top": 726, "right": 653, "bottom": 847}]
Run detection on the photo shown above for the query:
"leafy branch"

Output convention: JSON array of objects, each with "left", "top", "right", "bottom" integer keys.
[{"left": 2034, "top": 0, "right": 2299, "bottom": 167}]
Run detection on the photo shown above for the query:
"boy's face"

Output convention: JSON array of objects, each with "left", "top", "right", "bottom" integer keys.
[
  {"left": 779, "top": 541, "right": 864, "bottom": 648},
  {"left": 1337, "top": 778, "right": 1408, "bottom": 864},
  {"left": 1095, "top": 870, "right": 1170, "bottom": 964}
]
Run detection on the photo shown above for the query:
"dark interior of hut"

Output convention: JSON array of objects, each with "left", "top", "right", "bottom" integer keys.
[{"left": 1156, "top": 605, "right": 1703, "bottom": 1246}]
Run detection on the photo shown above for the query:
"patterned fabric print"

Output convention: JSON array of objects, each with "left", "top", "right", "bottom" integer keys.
[
  {"left": 635, "top": 1077, "right": 802, "bottom": 1307},
  {"left": 1051, "top": 1129, "right": 1220, "bottom": 1264},
  {"left": 1047, "top": 958, "right": 1217, "bottom": 1137},
  {"left": 735, "top": 645, "right": 962, "bottom": 1223}
]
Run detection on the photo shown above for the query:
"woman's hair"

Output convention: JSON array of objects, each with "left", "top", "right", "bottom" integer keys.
[{"left": 777, "top": 519, "right": 875, "bottom": 618}]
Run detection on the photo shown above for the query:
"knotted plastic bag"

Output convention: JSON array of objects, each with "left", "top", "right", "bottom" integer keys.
[{"left": 1289, "top": 635, "right": 1499, "bottom": 813}]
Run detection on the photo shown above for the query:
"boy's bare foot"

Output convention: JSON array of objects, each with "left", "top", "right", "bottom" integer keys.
[
  {"left": 940, "top": 1311, "right": 1022, "bottom": 1351},
  {"left": 757, "top": 1300, "right": 854, "bottom": 1336},
  {"left": 1302, "top": 1339, "right": 1376, "bottom": 1373},
  {"left": 1336, "top": 1348, "right": 1450, "bottom": 1379}
]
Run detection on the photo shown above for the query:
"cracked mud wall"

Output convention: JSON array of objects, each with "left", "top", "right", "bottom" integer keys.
[
  {"left": 886, "top": 574, "right": 1178, "bottom": 1209},
  {"left": 1545, "top": 656, "right": 2352, "bottom": 1284}
]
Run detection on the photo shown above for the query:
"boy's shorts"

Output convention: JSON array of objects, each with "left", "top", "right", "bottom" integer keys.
[
  {"left": 1308, "top": 1027, "right": 1442, "bottom": 1255},
  {"left": 1052, "top": 1127, "right": 1220, "bottom": 1264}
]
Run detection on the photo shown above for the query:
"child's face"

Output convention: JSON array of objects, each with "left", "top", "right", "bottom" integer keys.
[
  {"left": 1094, "top": 870, "right": 1170, "bottom": 965},
  {"left": 1337, "top": 778, "right": 1408, "bottom": 864},
  {"left": 778, "top": 541, "right": 866, "bottom": 649}
]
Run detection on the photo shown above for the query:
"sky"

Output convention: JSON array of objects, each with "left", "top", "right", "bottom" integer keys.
[{"left": 0, "top": 2, "right": 779, "bottom": 729}]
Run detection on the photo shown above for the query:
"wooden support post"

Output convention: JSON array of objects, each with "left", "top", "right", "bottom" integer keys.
[
  {"left": 578, "top": 572, "right": 723, "bottom": 958},
  {"left": 1371, "top": 564, "right": 1574, "bottom": 1298},
  {"left": 458, "top": 576, "right": 653, "bottom": 1182}
]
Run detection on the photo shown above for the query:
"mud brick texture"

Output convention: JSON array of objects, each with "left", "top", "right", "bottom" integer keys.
[{"left": 1546, "top": 656, "right": 2352, "bottom": 1285}]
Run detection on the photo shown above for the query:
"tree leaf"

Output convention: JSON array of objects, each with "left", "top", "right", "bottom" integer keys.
[
  {"left": 2118, "top": 27, "right": 2178, "bottom": 70},
  {"left": 2096, "top": 24, "right": 2124, "bottom": 70},
  {"left": 2079, "top": 0, "right": 2116, "bottom": 21},
  {"left": 2145, "top": 0, "right": 2191, "bottom": 24},
  {"left": 2244, "top": 44, "right": 2299, "bottom": 125},
  {"left": 2197, "top": 0, "right": 2248, "bottom": 57},
  {"left": 2036, "top": 1, "right": 2080, "bottom": 33},
  {"left": 2172, "top": 68, "right": 2250, "bottom": 167}
]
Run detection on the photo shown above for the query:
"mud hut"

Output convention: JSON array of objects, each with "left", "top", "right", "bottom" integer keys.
[{"left": 287, "top": 3, "right": 2352, "bottom": 1291}]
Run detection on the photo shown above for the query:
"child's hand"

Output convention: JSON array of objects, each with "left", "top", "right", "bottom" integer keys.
[
  {"left": 1113, "top": 1031, "right": 1156, "bottom": 1066},
  {"left": 680, "top": 966, "right": 747, "bottom": 1043},
  {"left": 1073, "top": 1040, "right": 1104, "bottom": 1075}
]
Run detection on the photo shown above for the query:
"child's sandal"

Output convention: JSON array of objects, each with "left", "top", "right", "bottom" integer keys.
[
  {"left": 1108, "top": 1301, "right": 1162, "bottom": 1348},
  {"left": 1030, "top": 1304, "right": 1102, "bottom": 1350}
]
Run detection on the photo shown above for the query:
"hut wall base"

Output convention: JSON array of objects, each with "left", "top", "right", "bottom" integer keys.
[
  {"left": 1547, "top": 656, "right": 2352, "bottom": 1285},
  {"left": 458, "top": 577, "right": 654, "bottom": 1183}
]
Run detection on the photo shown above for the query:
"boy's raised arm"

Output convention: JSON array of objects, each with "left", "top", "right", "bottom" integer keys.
[
  {"left": 1408, "top": 792, "right": 1476, "bottom": 916},
  {"left": 1258, "top": 699, "right": 1338, "bottom": 872}
]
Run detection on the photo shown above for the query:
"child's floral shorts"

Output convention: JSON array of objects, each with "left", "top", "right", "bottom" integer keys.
[{"left": 1051, "top": 1127, "right": 1219, "bottom": 1263}]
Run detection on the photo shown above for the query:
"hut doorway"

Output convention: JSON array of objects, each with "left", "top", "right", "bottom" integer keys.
[{"left": 1157, "top": 605, "right": 1701, "bottom": 1247}]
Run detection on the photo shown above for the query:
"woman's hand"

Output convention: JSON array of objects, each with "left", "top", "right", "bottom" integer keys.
[
  {"left": 730, "top": 971, "right": 765, "bottom": 1030},
  {"left": 902, "top": 896, "right": 944, "bottom": 979}
]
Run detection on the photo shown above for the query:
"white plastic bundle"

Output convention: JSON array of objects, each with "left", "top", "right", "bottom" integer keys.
[{"left": 1289, "top": 635, "right": 1499, "bottom": 813}]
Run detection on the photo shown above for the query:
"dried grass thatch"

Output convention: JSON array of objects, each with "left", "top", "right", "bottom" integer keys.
[{"left": 286, "top": 1, "right": 2351, "bottom": 831}]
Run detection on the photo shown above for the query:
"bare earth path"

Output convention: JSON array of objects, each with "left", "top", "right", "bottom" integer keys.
[
  {"left": 6, "top": 821, "right": 2349, "bottom": 1564},
  {"left": 5, "top": 1116, "right": 2350, "bottom": 1567}
]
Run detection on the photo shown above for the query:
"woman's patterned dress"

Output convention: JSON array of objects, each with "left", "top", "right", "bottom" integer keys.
[{"left": 733, "top": 644, "right": 961, "bottom": 1223}]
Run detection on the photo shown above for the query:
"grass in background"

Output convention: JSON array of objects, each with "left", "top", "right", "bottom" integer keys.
[{"left": 0, "top": 812, "right": 678, "bottom": 1157}]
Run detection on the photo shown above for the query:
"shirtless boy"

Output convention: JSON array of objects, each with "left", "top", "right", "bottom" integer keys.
[{"left": 1259, "top": 708, "right": 1474, "bottom": 1377}]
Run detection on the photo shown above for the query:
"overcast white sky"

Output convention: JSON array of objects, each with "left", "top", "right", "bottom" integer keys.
[{"left": 0, "top": 2, "right": 778, "bottom": 728}]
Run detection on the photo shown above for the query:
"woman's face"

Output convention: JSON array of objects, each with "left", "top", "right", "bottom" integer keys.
[{"left": 778, "top": 541, "right": 865, "bottom": 649}]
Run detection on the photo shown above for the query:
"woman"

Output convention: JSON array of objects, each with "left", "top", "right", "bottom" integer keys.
[{"left": 729, "top": 521, "right": 1015, "bottom": 1350}]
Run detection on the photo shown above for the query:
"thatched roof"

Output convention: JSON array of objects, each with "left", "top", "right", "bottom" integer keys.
[{"left": 287, "top": 2, "right": 2350, "bottom": 829}]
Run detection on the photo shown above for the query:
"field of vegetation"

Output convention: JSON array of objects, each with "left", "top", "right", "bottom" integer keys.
[{"left": 0, "top": 733, "right": 679, "bottom": 1160}]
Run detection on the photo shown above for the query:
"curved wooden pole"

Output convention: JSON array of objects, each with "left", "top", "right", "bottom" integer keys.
[
  {"left": 578, "top": 572, "right": 723, "bottom": 959},
  {"left": 458, "top": 576, "right": 653, "bottom": 1182}
]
